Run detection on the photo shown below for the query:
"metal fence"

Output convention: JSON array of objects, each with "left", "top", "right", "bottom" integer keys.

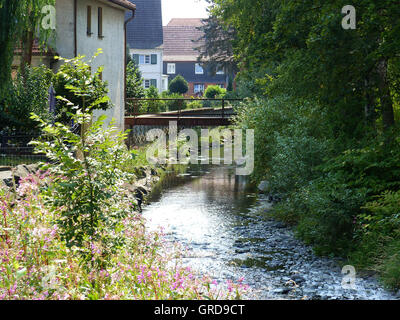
[{"left": 0, "top": 134, "right": 46, "bottom": 167}]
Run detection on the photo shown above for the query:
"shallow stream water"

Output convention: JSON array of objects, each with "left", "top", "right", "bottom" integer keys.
[{"left": 143, "top": 165, "right": 398, "bottom": 300}]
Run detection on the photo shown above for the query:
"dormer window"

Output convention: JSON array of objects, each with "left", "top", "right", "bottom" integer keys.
[
  {"left": 167, "top": 63, "right": 176, "bottom": 74},
  {"left": 195, "top": 63, "right": 204, "bottom": 75}
]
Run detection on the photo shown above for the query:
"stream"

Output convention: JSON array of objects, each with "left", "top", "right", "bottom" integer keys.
[{"left": 143, "top": 164, "right": 399, "bottom": 300}]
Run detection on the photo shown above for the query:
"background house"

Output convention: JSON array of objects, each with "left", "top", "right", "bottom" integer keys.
[
  {"left": 12, "top": 0, "right": 136, "bottom": 131},
  {"left": 163, "top": 18, "right": 227, "bottom": 96},
  {"left": 126, "top": 0, "right": 168, "bottom": 93}
]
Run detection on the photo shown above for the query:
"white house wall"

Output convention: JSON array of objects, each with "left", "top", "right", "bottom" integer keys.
[
  {"left": 130, "top": 48, "right": 165, "bottom": 93},
  {"left": 55, "top": 0, "right": 126, "bottom": 130}
]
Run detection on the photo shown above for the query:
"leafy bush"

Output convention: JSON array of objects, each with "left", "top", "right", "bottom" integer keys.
[
  {"left": 205, "top": 85, "right": 226, "bottom": 99},
  {"left": 0, "top": 65, "right": 53, "bottom": 133},
  {"left": 142, "top": 86, "right": 165, "bottom": 113},
  {"left": 53, "top": 50, "right": 111, "bottom": 123},
  {"left": 32, "top": 110, "right": 131, "bottom": 266},
  {"left": 168, "top": 75, "right": 188, "bottom": 95},
  {"left": 234, "top": 96, "right": 329, "bottom": 183},
  {"left": 187, "top": 99, "right": 203, "bottom": 109},
  {"left": 162, "top": 92, "right": 187, "bottom": 111}
]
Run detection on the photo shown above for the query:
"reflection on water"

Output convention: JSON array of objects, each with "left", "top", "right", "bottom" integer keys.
[
  {"left": 142, "top": 165, "right": 398, "bottom": 300},
  {"left": 145, "top": 165, "right": 257, "bottom": 245}
]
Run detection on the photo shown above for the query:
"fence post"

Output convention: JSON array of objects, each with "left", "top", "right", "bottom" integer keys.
[{"left": 222, "top": 99, "right": 225, "bottom": 119}]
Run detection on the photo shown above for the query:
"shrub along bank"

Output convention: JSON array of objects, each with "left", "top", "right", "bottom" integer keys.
[{"left": 234, "top": 96, "right": 400, "bottom": 290}]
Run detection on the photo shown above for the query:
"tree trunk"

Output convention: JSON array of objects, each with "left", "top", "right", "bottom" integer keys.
[
  {"left": 364, "top": 77, "right": 376, "bottom": 126},
  {"left": 20, "top": 30, "right": 34, "bottom": 71},
  {"left": 377, "top": 59, "right": 395, "bottom": 130}
]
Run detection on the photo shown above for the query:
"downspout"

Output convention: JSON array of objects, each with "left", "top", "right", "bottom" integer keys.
[
  {"left": 124, "top": 9, "right": 136, "bottom": 125},
  {"left": 74, "top": 0, "right": 77, "bottom": 57}
]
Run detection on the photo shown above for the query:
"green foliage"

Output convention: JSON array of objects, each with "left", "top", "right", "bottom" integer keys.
[
  {"left": 196, "top": 14, "right": 238, "bottom": 79},
  {"left": 0, "top": 64, "right": 53, "bottom": 133},
  {"left": 204, "top": 85, "right": 226, "bottom": 99},
  {"left": 53, "top": 50, "right": 111, "bottom": 123},
  {"left": 31, "top": 111, "right": 132, "bottom": 267},
  {"left": 0, "top": 0, "right": 56, "bottom": 95},
  {"left": 168, "top": 75, "right": 188, "bottom": 95},
  {"left": 126, "top": 61, "right": 145, "bottom": 99},
  {"left": 144, "top": 86, "right": 164, "bottom": 113},
  {"left": 161, "top": 92, "right": 187, "bottom": 111},
  {"left": 187, "top": 99, "right": 203, "bottom": 109},
  {"left": 234, "top": 96, "right": 330, "bottom": 183},
  {"left": 212, "top": 0, "right": 400, "bottom": 129},
  {"left": 217, "top": 0, "right": 400, "bottom": 289},
  {"left": 30, "top": 53, "right": 124, "bottom": 267}
]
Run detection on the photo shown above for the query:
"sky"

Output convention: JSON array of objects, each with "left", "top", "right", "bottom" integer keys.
[{"left": 162, "top": 0, "right": 209, "bottom": 26}]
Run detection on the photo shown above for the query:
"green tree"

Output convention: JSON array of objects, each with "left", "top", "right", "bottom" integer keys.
[
  {"left": 0, "top": 0, "right": 55, "bottom": 95},
  {"left": 126, "top": 61, "right": 145, "bottom": 99},
  {"left": 196, "top": 13, "right": 238, "bottom": 78},
  {"left": 168, "top": 75, "right": 188, "bottom": 95},
  {"left": 0, "top": 65, "right": 53, "bottom": 133},
  {"left": 211, "top": 0, "right": 400, "bottom": 131}
]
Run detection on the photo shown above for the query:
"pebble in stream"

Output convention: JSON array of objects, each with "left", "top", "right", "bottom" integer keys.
[{"left": 143, "top": 166, "right": 399, "bottom": 300}]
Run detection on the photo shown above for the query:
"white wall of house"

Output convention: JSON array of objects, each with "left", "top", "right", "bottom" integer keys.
[
  {"left": 130, "top": 48, "right": 167, "bottom": 93},
  {"left": 57, "top": 0, "right": 126, "bottom": 130},
  {"left": 11, "top": 0, "right": 128, "bottom": 131}
]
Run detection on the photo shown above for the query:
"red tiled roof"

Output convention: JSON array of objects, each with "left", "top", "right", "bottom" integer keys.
[
  {"left": 167, "top": 18, "right": 204, "bottom": 27},
  {"left": 14, "top": 40, "right": 55, "bottom": 57},
  {"left": 107, "top": 0, "right": 136, "bottom": 11},
  {"left": 163, "top": 19, "right": 205, "bottom": 61}
]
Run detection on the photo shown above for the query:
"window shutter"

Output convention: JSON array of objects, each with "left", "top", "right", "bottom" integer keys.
[
  {"left": 133, "top": 54, "right": 139, "bottom": 65},
  {"left": 150, "top": 79, "right": 157, "bottom": 88},
  {"left": 151, "top": 54, "right": 157, "bottom": 65}
]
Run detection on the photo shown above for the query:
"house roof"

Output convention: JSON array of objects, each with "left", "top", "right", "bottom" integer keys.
[
  {"left": 107, "top": 0, "right": 136, "bottom": 11},
  {"left": 163, "top": 19, "right": 205, "bottom": 62},
  {"left": 14, "top": 40, "right": 56, "bottom": 57},
  {"left": 167, "top": 18, "right": 204, "bottom": 27},
  {"left": 125, "top": 0, "right": 163, "bottom": 50}
]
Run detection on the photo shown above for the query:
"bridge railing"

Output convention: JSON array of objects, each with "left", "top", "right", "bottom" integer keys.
[{"left": 125, "top": 98, "right": 243, "bottom": 118}]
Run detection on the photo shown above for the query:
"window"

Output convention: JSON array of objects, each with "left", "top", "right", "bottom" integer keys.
[
  {"left": 143, "top": 79, "right": 157, "bottom": 89},
  {"left": 167, "top": 63, "right": 176, "bottom": 74},
  {"left": 195, "top": 63, "right": 204, "bottom": 75},
  {"left": 194, "top": 84, "right": 205, "bottom": 94},
  {"left": 98, "top": 7, "right": 103, "bottom": 38},
  {"left": 139, "top": 54, "right": 157, "bottom": 64},
  {"left": 87, "top": 6, "right": 92, "bottom": 36},
  {"left": 216, "top": 68, "right": 224, "bottom": 75},
  {"left": 144, "top": 80, "right": 151, "bottom": 89},
  {"left": 151, "top": 54, "right": 157, "bottom": 65}
]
